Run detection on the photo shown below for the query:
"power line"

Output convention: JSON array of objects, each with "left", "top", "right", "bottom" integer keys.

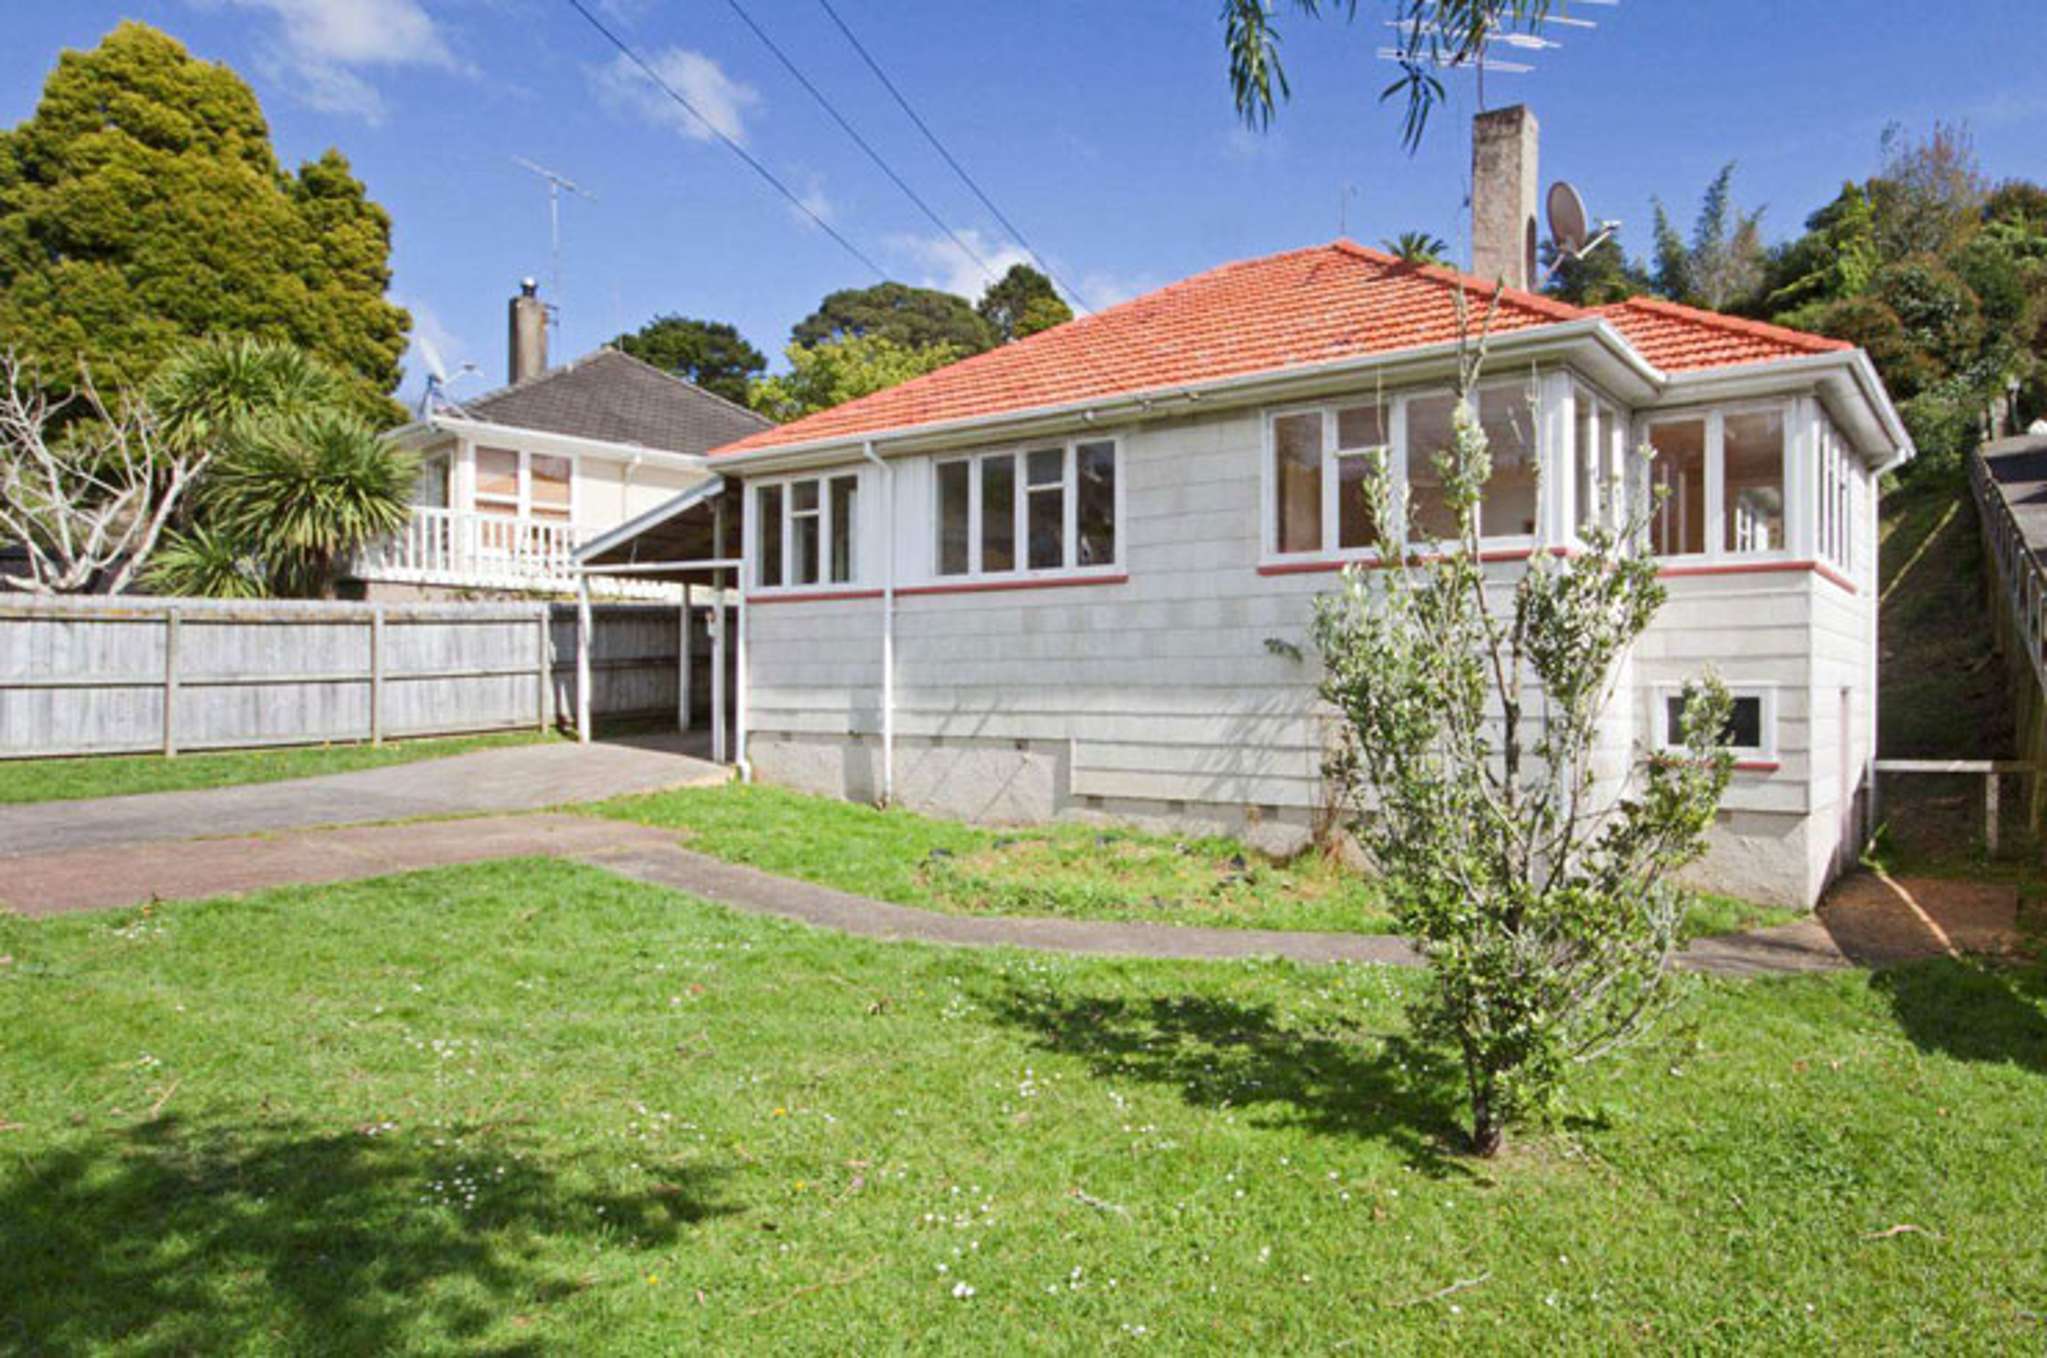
[
  {"left": 812, "top": 0, "right": 1095, "bottom": 314},
  {"left": 722, "top": 0, "right": 1004, "bottom": 293},
  {"left": 562, "top": 0, "right": 890, "bottom": 282}
]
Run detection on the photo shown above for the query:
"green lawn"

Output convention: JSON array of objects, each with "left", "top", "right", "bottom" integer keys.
[
  {"left": 0, "top": 860, "right": 2041, "bottom": 1353},
  {"left": 598, "top": 782, "right": 1799, "bottom": 940},
  {"left": 0, "top": 729, "right": 559, "bottom": 805}
]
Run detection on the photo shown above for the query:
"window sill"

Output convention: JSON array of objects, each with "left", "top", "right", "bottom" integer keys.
[{"left": 899, "top": 571, "right": 1127, "bottom": 598}]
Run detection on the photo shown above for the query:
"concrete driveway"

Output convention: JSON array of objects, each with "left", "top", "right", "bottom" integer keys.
[{"left": 0, "top": 733, "right": 726, "bottom": 858}]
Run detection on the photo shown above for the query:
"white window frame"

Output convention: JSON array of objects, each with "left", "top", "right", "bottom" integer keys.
[
  {"left": 1653, "top": 681, "right": 1778, "bottom": 762},
  {"left": 1565, "top": 381, "right": 1629, "bottom": 542},
  {"left": 928, "top": 436, "right": 1123, "bottom": 583},
  {"left": 1641, "top": 398, "right": 1795, "bottom": 564},
  {"left": 470, "top": 445, "right": 580, "bottom": 525},
  {"left": 751, "top": 468, "right": 863, "bottom": 594},
  {"left": 1260, "top": 379, "right": 1548, "bottom": 566}
]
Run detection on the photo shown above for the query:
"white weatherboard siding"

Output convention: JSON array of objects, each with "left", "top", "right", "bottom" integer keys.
[{"left": 741, "top": 384, "right": 1885, "bottom": 907}]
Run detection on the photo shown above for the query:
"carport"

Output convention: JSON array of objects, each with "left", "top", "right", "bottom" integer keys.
[{"left": 571, "top": 476, "right": 746, "bottom": 766}]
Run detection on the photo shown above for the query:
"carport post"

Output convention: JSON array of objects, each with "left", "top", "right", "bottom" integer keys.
[{"left": 575, "top": 569, "right": 593, "bottom": 745}]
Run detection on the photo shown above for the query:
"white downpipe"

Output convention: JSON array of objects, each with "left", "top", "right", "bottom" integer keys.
[{"left": 861, "top": 439, "right": 896, "bottom": 805}]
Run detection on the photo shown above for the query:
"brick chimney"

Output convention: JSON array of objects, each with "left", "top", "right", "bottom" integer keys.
[
  {"left": 1471, "top": 105, "right": 1539, "bottom": 291},
  {"left": 508, "top": 278, "right": 548, "bottom": 384}
]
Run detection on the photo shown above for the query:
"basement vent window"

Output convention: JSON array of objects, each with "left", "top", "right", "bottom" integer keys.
[{"left": 1656, "top": 685, "right": 1775, "bottom": 760}]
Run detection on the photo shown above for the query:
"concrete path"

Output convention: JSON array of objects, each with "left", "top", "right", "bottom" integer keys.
[
  {"left": 7, "top": 801, "right": 2014, "bottom": 978},
  {"left": 0, "top": 734, "right": 726, "bottom": 858}
]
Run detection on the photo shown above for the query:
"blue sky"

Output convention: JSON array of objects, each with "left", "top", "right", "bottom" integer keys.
[{"left": 5, "top": 1, "right": 2045, "bottom": 407}]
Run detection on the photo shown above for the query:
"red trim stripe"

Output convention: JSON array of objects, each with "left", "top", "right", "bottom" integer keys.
[
  {"left": 897, "top": 572, "right": 1128, "bottom": 598},
  {"left": 746, "top": 588, "right": 884, "bottom": 606}
]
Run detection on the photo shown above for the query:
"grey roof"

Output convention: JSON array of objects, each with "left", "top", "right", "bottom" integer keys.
[{"left": 451, "top": 348, "right": 772, "bottom": 455}]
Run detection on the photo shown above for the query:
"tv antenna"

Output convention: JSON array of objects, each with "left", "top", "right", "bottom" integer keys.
[
  {"left": 512, "top": 157, "right": 597, "bottom": 326},
  {"left": 1378, "top": 0, "right": 1615, "bottom": 107},
  {"left": 1542, "top": 180, "right": 1620, "bottom": 280}
]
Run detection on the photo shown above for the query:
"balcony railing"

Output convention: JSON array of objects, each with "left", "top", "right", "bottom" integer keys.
[{"left": 356, "top": 506, "right": 577, "bottom": 584}]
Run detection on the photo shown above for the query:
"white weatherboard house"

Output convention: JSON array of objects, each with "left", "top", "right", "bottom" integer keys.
[
  {"left": 599, "top": 109, "right": 1912, "bottom": 908},
  {"left": 349, "top": 282, "right": 769, "bottom": 600}
]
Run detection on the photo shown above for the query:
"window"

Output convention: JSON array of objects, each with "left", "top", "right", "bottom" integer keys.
[
  {"left": 1647, "top": 418, "right": 1707, "bottom": 556},
  {"left": 1573, "top": 389, "right": 1623, "bottom": 536},
  {"left": 1476, "top": 385, "right": 1539, "bottom": 538},
  {"left": 755, "top": 472, "right": 860, "bottom": 590},
  {"left": 1722, "top": 409, "right": 1784, "bottom": 553},
  {"left": 1816, "top": 423, "right": 1855, "bottom": 573},
  {"left": 1657, "top": 685, "right": 1775, "bottom": 759},
  {"left": 1402, "top": 392, "right": 1461, "bottom": 544},
  {"left": 1333, "top": 403, "right": 1388, "bottom": 549},
  {"left": 1273, "top": 412, "right": 1321, "bottom": 554},
  {"left": 472, "top": 446, "right": 575, "bottom": 525},
  {"left": 932, "top": 440, "right": 1120, "bottom": 579},
  {"left": 1076, "top": 440, "right": 1116, "bottom": 565}
]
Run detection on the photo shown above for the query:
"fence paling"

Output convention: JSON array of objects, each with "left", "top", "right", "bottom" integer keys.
[{"left": 1, "top": 596, "right": 712, "bottom": 759}]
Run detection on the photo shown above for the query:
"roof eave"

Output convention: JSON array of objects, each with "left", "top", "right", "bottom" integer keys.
[
  {"left": 1658, "top": 348, "right": 1915, "bottom": 471},
  {"left": 422, "top": 414, "right": 716, "bottom": 469}
]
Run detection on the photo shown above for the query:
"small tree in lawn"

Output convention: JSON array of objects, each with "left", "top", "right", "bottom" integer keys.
[{"left": 1308, "top": 297, "right": 1735, "bottom": 1157}]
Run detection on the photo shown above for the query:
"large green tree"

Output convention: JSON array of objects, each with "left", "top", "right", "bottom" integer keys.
[
  {"left": 975, "top": 264, "right": 1071, "bottom": 343},
  {"left": 1650, "top": 164, "right": 1768, "bottom": 312},
  {"left": 0, "top": 22, "right": 409, "bottom": 421},
  {"left": 790, "top": 281, "right": 995, "bottom": 355},
  {"left": 749, "top": 334, "right": 962, "bottom": 423},
  {"left": 613, "top": 314, "right": 766, "bottom": 406}
]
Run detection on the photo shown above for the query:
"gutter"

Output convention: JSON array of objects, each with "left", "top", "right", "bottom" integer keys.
[{"left": 860, "top": 439, "right": 896, "bottom": 805}]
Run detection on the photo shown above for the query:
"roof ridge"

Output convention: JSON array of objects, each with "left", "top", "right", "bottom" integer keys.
[
  {"left": 1326, "top": 238, "right": 1591, "bottom": 324},
  {"left": 1594, "top": 295, "right": 1850, "bottom": 353}
]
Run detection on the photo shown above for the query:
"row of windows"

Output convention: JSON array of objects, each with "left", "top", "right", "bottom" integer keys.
[
  {"left": 935, "top": 440, "right": 1117, "bottom": 578},
  {"left": 752, "top": 394, "right": 1858, "bottom": 592}
]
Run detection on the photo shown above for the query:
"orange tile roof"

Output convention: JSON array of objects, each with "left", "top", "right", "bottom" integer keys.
[
  {"left": 1591, "top": 296, "right": 1852, "bottom": 371},
  {"left": 715, "top": 242, "right": 1853, "bottom": 456}
]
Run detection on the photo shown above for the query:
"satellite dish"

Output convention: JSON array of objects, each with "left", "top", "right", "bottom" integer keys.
[{"left": 1547, "top": 180, "right": 1591, "bottom": 256}]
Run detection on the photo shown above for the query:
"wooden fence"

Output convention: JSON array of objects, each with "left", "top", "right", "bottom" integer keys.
[{"left": 0, "top": 595, "right": 724, "bottom": 760}]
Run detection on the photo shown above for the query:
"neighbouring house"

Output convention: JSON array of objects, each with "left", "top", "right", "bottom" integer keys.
[
  {"left": 588, "top": 107, "right": 1912, "bottom": 908},
  {"left": 347, "top": 280, "right": 771, "bottom": 600}
]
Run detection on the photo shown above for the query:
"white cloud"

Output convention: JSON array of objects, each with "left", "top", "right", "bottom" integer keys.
[
  {"left": 594, "top": 48, "right": 759, "bottom": 145},
  {"left": 1073, "top": 269, "right": 1158, "bottom": 311},
  {"left": 199, "top": 0, "right": 464, "bottom": 123},
  {"left": 786, "top": 170, "right": 834, "bottom": 228},
  {"left": 889, "top": 228, "right": 1035, "bottom": 300}
]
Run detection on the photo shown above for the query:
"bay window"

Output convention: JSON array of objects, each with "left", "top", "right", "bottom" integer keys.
[
  {"left": 932, "top": 438, "right": 1120, "bottom": 579},
  {"left": 755, "top": 472, "right": 860, "bottom": 590}
]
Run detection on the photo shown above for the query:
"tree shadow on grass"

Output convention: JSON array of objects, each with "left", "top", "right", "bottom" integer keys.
[
  {"left": 1871, "top": 957, "right": 2047, "bottom": 1075},
  {"left": 0, "top": 1113, "right": 734, "bottom": 1356},
  {"left": 988, "top": 986, "right": 1472, "bottom": 1174}
]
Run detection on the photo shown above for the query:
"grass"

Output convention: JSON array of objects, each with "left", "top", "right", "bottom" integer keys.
[
  {"left": 0, "top": 729, "right": 560, "bottom": 805},
  {"left": 598, "top": 782, "right": 1802, "bottom": 942},
  {"left": 598, "top": 781, "right": 1393, "bottom": 934},
  {"left": 1, "top": 860, "right": 2043, "bottom": 1353}
]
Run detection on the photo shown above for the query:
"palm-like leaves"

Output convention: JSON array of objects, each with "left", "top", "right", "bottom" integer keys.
[
  {"left": 1384, "top": 231, "right": 1451, "bottom": 265},
  {"left": 196, "top": 410, "right": 416, "bottom": 597},
  {"left": 148, "top": 336, "right": 344, "bottom": 454},
  {"left": 141, "top": 523, "right": 268, "bottom": 599}
]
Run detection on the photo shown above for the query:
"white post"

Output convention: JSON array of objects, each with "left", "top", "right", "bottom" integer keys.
[
  {"left": 679, "top": 582, "right": 693, "bottom": 734},
  {"left": 861, "top": 441, "right": 896, "bottom": 804},
  {"left": 369, "top": 605, "right": 386, "bottom": 745},
  {"left": 712, "top": 496, "right": 728, "bottom": 763},
  {"left": 1986, "top": 771, "right": 2001, "bottom": 857},
  {"left": 575, "top": 571, "right": 593, "bottom": 745},
  {"left": 162, "top": 606, "right": 180, "bottom": 758},
  {"left": 736, "top": 586, "right": 749, "bottom": 772}
]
